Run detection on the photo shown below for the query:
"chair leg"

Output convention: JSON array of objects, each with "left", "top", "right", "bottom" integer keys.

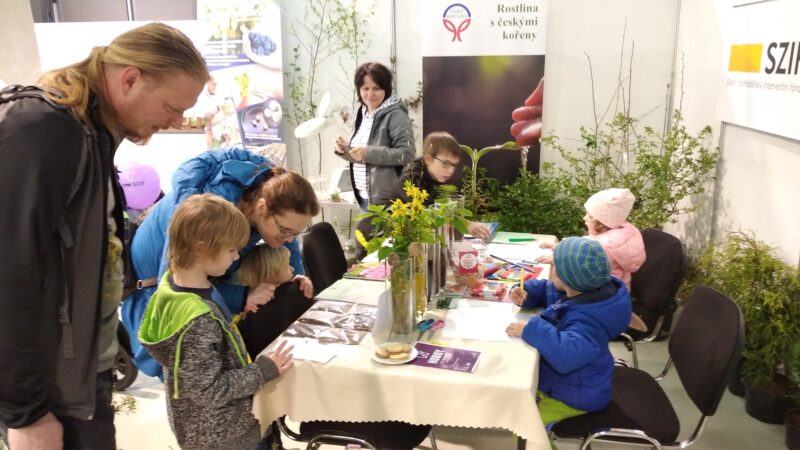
[
  {"left": 619, "top": 333, "right": 639, "bottom": 369},
  {"left": 428, "top": 428, "right": 439, "bottom": 450}
]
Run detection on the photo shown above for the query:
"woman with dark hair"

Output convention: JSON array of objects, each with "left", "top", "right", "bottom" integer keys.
[
  {"left": 120, "top": 148, "right": 320, "bottom": 379},
  {"left": 335, "top": 62, "right": 415, "bottom": 211}
]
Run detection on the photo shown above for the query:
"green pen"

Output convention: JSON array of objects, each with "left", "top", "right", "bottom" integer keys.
[{"left": 508, "top": 237, "right": 536, "bottom": 242}]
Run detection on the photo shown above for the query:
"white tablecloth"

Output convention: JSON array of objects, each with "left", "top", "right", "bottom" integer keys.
[
  {"left": 253, "top": 329, "right": 549, "bottom": 448},
  {"left": 253, "top": 234, "right": 557, "bottom": 449}
]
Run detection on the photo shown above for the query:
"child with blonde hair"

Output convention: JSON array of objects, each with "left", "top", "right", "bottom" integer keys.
[
  {"left": 238, "top": 244, "right": 296, "bottom": 289},
  {"left": 138, "top": 193, "right": 293, "bottom": 450}
]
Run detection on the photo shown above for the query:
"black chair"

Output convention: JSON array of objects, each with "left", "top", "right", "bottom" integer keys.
[
  {"left": 552, "top": 286, "right": 744, "bottom": 449},
  {"left": 302, "top": 221, "right": 349, "bottom": 295},
  {"left": 619, "top": 228, "right": 686, "bottom": 368},
  {"left": 278, "top": 416, "right": 434, "bottom": 450}
]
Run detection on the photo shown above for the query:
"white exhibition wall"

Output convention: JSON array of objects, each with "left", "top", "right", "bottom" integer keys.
[
  {"left": 540, "top": 0, "right": 680, "bottom": 169},
  {"left": 668, "top": 0, "right": 800, "bottom": 265},
  {"left": 0, "top": 0, "right": 40, "bottom": 85}
]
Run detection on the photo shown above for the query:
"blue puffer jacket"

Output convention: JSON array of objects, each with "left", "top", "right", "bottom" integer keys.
[
  {"left": 121, "top": 148, "right": 304, "bottom": 378},
  {"left": 519, "top": 277, "right": 631, "bottom": 412}
]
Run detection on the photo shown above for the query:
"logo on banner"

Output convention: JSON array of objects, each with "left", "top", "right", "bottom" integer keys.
[
  {"left": 729, "top": 44, "right": 763, "bottom": 73},
  {"left": 728, "top": 41, "right": 800, "bottom": 74},
  {"left": 442, "top": 3, "right": 471, "bottom": 42}
]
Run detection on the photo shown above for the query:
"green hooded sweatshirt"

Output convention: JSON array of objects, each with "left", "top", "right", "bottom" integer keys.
[{"left": 139, "top": 273, "right": 278, "bottom": 449}]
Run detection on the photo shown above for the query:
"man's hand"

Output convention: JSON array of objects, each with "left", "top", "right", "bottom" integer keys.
[
  {"left": 267, "top": 340, "right": 294, "bottom": 375},
  {"left": 293, "top": 275, "right": 314, "bottom": 299},
  {"left": 506, "top": 321, "right": 526, "bottom": 337},
  {"left": 8, "top": 412, "right": 63, "bottom": 450},
  {"left": 244, "top": 282, "right": 277, "bottom": 316}
]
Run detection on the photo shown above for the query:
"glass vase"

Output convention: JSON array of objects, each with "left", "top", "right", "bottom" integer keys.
[
  {"left": 409, "top": 242, "right": 428, "bottom": 321},
  {"left": 386, "top": 254, "right": 415, "bottom": 343}
]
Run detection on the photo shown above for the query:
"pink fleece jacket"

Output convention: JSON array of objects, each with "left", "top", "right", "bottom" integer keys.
[{"left": 588, "top": 222, "right": 646, "bottom": 289}]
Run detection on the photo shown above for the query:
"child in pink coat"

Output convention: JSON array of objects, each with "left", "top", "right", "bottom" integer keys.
[
  {"left": 582, "top": 188, "right": 646, "bottom": 290},
  {"left": 539, "top": 188, "right": 647, "bottom": 330}
]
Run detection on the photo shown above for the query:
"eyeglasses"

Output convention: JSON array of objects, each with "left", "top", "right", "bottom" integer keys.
[
  {"left": 271, "top": 215, "right": 308, "bottom": 239},
  {"left": 432, "top": 155, "right": 459, "bottom": 169}
]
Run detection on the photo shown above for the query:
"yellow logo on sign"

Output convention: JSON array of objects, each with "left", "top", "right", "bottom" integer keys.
[{"left": 729, "top": 44, "right": 763, "bottom": 72}]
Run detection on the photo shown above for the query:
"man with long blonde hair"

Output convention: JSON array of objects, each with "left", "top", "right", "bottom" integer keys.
[{"left": 0, "top": 23, "right": 208, "bottom": 450}]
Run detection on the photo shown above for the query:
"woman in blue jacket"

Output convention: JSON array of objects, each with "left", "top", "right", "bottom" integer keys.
[{"left": 121, "top": 148, "right": 319, "bottom": 378}]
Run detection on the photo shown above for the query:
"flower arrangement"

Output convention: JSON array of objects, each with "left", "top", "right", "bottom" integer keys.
[
  {"left": 355, "top": 181, "right": 470, "bottom": 260},
  {"left": 356, "top": 181, "right": 472, "bottom": 337}
]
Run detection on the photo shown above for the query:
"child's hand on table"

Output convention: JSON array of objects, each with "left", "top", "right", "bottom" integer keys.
[
  {"left": 267, "top": 340, "right": 294, "bottom": 375},
  {"left": 467, "top": 221, "right": 491, "bottom": 240}
]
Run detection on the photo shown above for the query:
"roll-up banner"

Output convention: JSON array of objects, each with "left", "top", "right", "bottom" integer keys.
[{"left": 422, "top": 1, "right": 548, "bottom": 182}]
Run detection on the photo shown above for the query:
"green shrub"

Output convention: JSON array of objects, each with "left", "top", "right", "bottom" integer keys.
[
  {"left": 691, "top": 231, "right": 800, "bottom": 387},
  {"left": 491, "top": 170, "right": 585, "bottom": 239},
  {"left": 542, "top": 110, "right": 718, "bottom": 230}
]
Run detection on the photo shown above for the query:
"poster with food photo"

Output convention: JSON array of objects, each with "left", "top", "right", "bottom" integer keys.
[{"left": 195, "top": 0, "right": 286, "bottom": 161}]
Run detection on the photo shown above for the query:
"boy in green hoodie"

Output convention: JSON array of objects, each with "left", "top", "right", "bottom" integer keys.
[{"left": 138, "top": 193, "right": 293, "bottom": 449}]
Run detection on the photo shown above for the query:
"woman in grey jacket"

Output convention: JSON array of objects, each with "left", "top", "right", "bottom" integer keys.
[{"left": 335, "top": 62, "right": 415, "bottom": 210}]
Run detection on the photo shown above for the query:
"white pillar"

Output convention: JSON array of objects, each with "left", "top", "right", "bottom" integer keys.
[{"left": 0, "top": 1, "right": 42, "bottom": 85}]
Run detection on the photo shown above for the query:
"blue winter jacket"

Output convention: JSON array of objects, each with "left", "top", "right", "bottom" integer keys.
[
  {"left": 520, "top": 277, "right": 631, "bottom": 412},
  {"left": 121, "top": 148, "right": 304, "bottom": 378}
]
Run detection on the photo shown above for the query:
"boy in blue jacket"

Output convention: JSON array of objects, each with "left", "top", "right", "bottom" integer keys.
[{"left": 506, "top": 237, "right": 632, "bottom": 428}]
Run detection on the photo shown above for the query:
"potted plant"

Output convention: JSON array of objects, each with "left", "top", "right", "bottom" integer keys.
[
  {"left": 786, "top": 341, "right": 800, "bottom": 450},
  {"left": 692, "top": 231, "right": 800, "bottom": 423},
  {"left": 458, "top": 141, "right": 520, "bottom": 219}
]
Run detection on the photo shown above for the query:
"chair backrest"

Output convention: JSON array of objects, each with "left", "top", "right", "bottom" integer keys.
[
  {"left": 302, "top": 221, "right": 348, "bottom": 295},
  {"left": 630, "top": 229, "right": 685, "bottom": 321},
  {"left": 669, "top": 286, "right": 744, "bottom": 416}
]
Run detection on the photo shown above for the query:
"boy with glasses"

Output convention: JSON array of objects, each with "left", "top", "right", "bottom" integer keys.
[
  {"left": 354, "top": 131, "right": 490, "bottom": 259},
  {"left": 400, "top": 131, "right": 490, "bottom": 239}
]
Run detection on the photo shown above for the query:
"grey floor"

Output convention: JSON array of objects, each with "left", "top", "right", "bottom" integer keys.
[{"left": 114, "top": 339, "right": 785, "bottom": 450}]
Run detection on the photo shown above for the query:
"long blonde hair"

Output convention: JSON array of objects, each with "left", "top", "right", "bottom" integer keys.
[{"left": 38, "top": 22, "right": 208, "bottom": 141}]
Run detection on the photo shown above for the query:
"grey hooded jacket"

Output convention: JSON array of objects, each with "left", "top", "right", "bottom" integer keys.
[
  {"left": 338, "top": 96, "right": 415, "bottom": 206},
  {"left": 139, "top": 275, "right": 278, "bottom": 450}
]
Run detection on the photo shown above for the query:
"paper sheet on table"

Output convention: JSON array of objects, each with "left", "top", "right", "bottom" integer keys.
[
  {"left": 441, "top": 299, "right": 516, "bottom": 342},
  {"left": 267, "top": 337, "right": 338, "bottom": 364},
  {"left": 315, "top": 278, "right": 386, "bottom": 305},
  {"left": 488, "top": 242, "right": 551, "bottom": 263}
]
